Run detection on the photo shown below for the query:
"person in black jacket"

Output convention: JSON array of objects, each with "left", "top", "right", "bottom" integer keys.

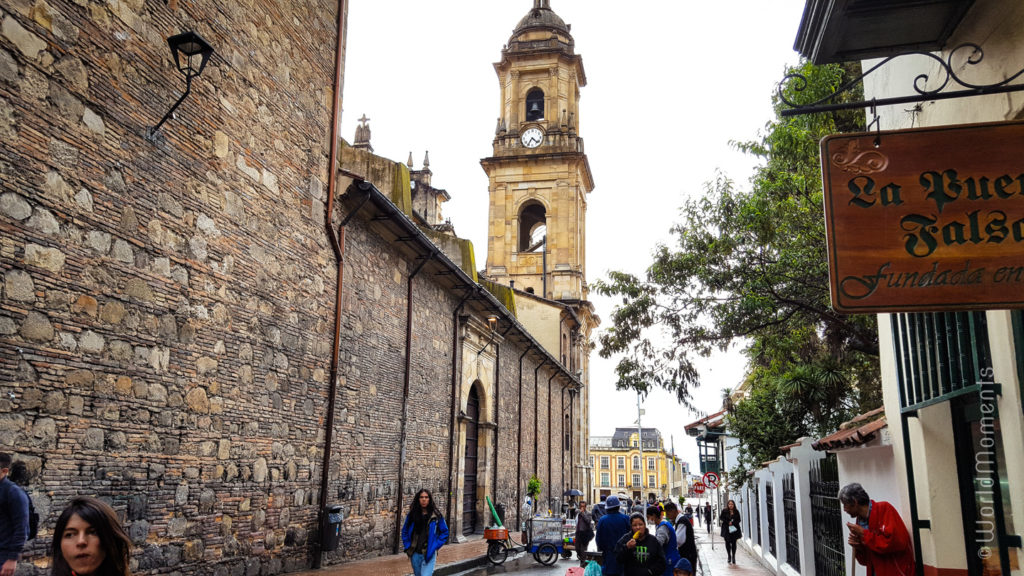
[
  {"left": 719, "top": 499, "right": 742, "bottom": 564},
  {"left": 615, "top": 513, "right": 667, "bottom": 576}
]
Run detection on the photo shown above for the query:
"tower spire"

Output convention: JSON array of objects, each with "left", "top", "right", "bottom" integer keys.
[{"left": 533, "top": 0, "right": 550, "bottom": 9}]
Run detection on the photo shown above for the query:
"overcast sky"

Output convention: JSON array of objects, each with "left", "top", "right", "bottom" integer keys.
[{"left": 339, "top": 0, "right": 809, "bottom": 478}]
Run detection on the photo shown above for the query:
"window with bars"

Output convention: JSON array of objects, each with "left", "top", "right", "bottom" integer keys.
[
  {"left": 647, "top": 457, "right": 655, "bottom": 470},
  {"left": 618, "top": 474, "right": 625, "bottom": 487},
  {"left": 601, "top": 456, "right": 609, "bottom": 469},
  {"left": 891, "top": 311, "right": 992, "bottom": 411},
  {"left": 617, "top": 456, "right": 625, "bottom": 469},
  {"left": 632, "top": 473, "right": 641, "bottom": 487}
]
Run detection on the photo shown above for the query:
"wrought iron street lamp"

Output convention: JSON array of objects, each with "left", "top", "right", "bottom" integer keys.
[{"left": 150, "top": 31, "right": 214, "bottom": 135}]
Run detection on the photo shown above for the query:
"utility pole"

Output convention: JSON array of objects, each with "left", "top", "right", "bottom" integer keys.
[
  {"left": 670, "top": 435, "right": 675, "bottom": 500},
  {"left": 637, "top": 393, "right": 644, "bottom": 494}
]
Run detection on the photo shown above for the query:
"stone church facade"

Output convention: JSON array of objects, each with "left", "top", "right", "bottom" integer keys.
[{"left": 0, "top": 0, "right": 592, "bottom": 574}]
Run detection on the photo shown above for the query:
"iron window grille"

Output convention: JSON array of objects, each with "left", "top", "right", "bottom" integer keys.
[{"left": 783, "top": 473, "right": 800, "bottom": 572}]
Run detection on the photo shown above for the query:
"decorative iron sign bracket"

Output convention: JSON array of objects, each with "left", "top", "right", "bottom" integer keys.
[{"left": 779, "top": 43, "right": 1024, "bottom": 117}]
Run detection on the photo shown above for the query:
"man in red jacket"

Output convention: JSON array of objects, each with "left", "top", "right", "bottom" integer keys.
[{"left": 840, "top": 483, "right": 915, "bottom": 576}]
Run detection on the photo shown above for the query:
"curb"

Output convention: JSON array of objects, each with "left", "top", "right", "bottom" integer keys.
[{"left": 436, "top": 554, "right": 491, "bottom": 576}]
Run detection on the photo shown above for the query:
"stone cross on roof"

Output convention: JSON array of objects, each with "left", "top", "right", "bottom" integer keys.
[{"left": 353, "top": 113, "right": 373, "bottom": 151}]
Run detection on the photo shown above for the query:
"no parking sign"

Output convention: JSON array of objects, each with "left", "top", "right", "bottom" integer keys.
[{"left": 702, "top": 471, "right": 719, "bottom": 489}]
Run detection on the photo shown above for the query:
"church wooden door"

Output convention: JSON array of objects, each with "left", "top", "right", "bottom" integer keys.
[{"left": 463, "top": 388, "right": 479, "bottom": 535}]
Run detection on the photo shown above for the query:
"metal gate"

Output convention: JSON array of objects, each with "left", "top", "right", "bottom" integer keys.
[
  {"left": 766, "top": 480, "right": 776, "bottom": 557},
  {"left": 783, "top": 473, "right": 800, "bottom": 571},
  {"left": 753, "top": 483, "right": 761, "bottom": 546},
  {"left": 463, "top": 388, "right": 479, "bottom": 535},
  {"left": 809, "top": 454, "right": 844, "bottom": 576}
]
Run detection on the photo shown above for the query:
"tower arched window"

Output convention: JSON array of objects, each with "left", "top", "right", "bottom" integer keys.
[
  {"left": 525, "top": 88, "right": 545, "bottom": 121},
  {"left": 518, "top": 202, "right": 546, "bottom": 252}
]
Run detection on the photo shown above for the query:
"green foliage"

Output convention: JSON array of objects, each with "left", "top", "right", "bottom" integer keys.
[
  {"left": 527, "top": 475, "right": 542, "bottom": 498},
  {"left": 595, "top": 60, "right": 880, "bottom": 423}
]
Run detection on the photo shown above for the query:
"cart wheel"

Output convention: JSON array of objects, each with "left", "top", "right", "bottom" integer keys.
[
  {"left": 561, "top": 549, "right": 572, "bottom": 559},
  {"left": 487, "top": 541, "right": 508, "bottom": 565},
  {"left": 535, "top": 543, "right": 558, "bottom": 566}
]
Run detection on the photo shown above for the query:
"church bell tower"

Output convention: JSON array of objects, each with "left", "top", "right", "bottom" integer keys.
[{"left": 481, "top": 0, "right": 594, "bottom": 302}]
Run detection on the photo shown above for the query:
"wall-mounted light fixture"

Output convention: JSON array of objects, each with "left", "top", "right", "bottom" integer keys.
[
  {"left": 477, "top": 315, "right": 500, "bottom": 357},
  {"left": 150, "top": 30, "right": 215, "bottom": 136}
]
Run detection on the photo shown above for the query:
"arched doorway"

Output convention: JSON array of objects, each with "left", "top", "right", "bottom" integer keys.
[{"left": 463, "top": 387, "right": 480, "bottom": 535}]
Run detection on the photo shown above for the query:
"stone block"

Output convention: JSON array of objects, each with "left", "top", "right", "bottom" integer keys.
[
  {"left": 0, "top": 192, "right": 30, "bottom": 220},
  {"left": 2, "top": 16, "right": 47, "bottom": 59},
  {"left": 72, "top": 294, "right": 98, "bottom": 317},
  {"left": 23, "top": 243, "right": 64, "bottom": 272},
  {"left": 4, "top": 269, "right": 35, "bottom": 302},
  {"left": 20, "top": 311, "right": 53, "bottom": 341}
]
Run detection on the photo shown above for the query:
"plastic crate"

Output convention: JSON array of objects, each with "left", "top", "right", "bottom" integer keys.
[{"left": 484, "top": 527, "right": 508, "bottom": 541}]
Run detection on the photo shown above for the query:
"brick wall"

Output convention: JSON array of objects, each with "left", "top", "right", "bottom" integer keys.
[{"left": 0, "top": 0, "right": 579, "bottom": 573}]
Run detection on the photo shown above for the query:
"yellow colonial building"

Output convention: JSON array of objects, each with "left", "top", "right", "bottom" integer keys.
[{"left": 589, "top": 428, "right": 687, "bottom": 503}]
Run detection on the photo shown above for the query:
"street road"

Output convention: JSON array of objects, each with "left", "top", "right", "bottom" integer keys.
[{"left": 457, "top": 554, "right": 581, "bottom": 576}]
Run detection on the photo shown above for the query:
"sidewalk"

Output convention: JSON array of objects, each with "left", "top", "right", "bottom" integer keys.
[
  {"left": 695, "top": 529, "right": 772, "bottom": 576},
  {"left": 289, "top": 537, "right": 489, "bottom": 576}
]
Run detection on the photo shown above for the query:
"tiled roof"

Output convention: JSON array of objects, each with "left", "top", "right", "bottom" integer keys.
[
  {"left": 812, "top": 407, "right": 887, "bottom": 451},
  {"left": 684, "top": 409, "right": 727, "bottom": 431}
]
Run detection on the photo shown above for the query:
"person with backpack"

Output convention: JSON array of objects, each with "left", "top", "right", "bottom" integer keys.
[
  {"left": 0, "top": 453, "right": 30, "bottom": 576},
  {"left": 646, "top": 506, "right": 680, "bottom": 576}
]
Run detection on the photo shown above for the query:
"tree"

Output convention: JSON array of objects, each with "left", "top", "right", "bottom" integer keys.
[{"left": 594, "top": 61, "right": 880, "bottom": 417}]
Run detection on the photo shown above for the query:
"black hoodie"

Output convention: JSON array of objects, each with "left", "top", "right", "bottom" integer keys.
[{"left": 614, "top": 531, "right": 666, "bottom": 576}]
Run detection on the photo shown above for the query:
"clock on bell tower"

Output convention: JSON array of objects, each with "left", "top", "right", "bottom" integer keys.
[{"left": 481, "top": 0, "right": 594, "bottom": 303}]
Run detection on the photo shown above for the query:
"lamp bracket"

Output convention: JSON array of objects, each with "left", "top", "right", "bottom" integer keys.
[{"left": 778, "top": 43, "right": 1024, "bottom": 117}]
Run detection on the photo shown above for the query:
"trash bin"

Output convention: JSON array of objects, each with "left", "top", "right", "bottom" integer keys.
[
  {"left": 494, "top": 503, "right": 506, "bottom": 527},
  {"left": 322, "top": 505, "right": 343, "bottom": 552}
]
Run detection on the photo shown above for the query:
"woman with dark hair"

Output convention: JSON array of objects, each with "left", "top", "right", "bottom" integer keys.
[
  {"left": 719, "top": 499, "right": 742, "bottom": 564},
  {"left": 400, "top": 488, "right": 449, "bottom": 576},
  {"left": 52, "top": 497, "right": 131, "bottom": 576}
]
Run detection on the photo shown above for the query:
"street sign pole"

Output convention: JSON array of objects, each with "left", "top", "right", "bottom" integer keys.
[{"left": 701, "top": 471, "right": 720, "bottom": 552}]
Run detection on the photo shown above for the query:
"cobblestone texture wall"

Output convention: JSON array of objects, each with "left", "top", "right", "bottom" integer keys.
[{"left": 0, "top": 0, "right": 578, "bottom": 573}]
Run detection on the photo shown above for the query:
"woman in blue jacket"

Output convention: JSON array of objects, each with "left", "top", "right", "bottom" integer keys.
[{"left": 401, "top": 488, "right": 449, "bottom": 576}]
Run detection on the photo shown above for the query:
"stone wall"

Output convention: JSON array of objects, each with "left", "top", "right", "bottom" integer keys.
[
  {"left": 0, "top": 0, "right": 580, "bottom": 573},
  {"left": 1, "top": 0, "right": 339, "bottom": 573}
]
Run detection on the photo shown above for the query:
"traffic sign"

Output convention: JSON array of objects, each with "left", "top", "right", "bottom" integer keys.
[
  {"left": 693, "top": 482, "right": 706, "bottom": 494},
  {"left": 703, "top": 471, "right": 720, "bottom": 489}
]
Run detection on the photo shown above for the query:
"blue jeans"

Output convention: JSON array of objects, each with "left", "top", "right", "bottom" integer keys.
[{"left": 411, "top": 552, "right": 437, "bottom": 576}]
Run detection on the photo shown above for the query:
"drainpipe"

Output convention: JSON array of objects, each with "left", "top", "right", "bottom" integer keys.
[
  {"left": 492, "top": 325, "right": 513, "bottom": 517},
  {"left": 312, "top": 2, "right": 350, "bottom": 565},
  {"left": 561, "top": 383, "right": 566, "bottom": 500},
  {"left": 533, "top": 360, "right": 547, "bottom": 477},
  {"left": 446, "top": 289, "right": 476, "bottom": 528},
  {"left": 548, "top": 373, "right": 556, "bottom": 507},
  {"left": 392, "top": 251, "right": 435, "bottom": 553},
  {"left": 516, "top": 345, "right": 532, "bottom": 528},
  {"left": 569, "top": 386, "right": 575, "bottom": 494},
  {"left": 542, "top": 236, "right": 547, "bottom": 299}
]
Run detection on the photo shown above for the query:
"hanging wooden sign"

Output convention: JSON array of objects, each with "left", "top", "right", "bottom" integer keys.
[{"left": 821, "top": 120, "right": 1024, "bottom": 313}]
